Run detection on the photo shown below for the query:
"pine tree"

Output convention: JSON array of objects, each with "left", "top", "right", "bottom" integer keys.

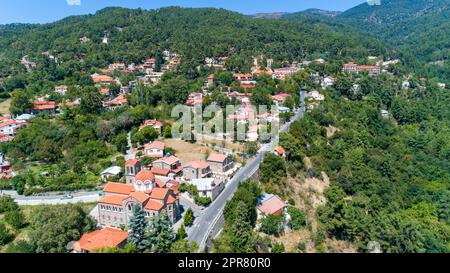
[
  {"left": 184, "top": 208, "right": 194, "bottom": 227},
  {"left": 127, "top": 205, "right": 150, "bottom": 252},
  {"left": 177, "top": 225, "right": 187, "bottom": 240},
  {"left": 147, "top": 213, "right": 176, "bottom": 253},
  {"left": 228, "top": 201, "right": 256, "bottom": 253}
]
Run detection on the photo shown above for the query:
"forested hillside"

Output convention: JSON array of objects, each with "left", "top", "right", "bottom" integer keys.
[
  {"left": 283, "top": 0, "right": 450, "bottom": 82},
  {"left": 0, "top": 6, "right": 387, "bottom": 95}
]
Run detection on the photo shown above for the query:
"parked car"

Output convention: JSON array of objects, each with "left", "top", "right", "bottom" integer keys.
[{"left": 60, "top": 194, "right": 74, "bottom": 200}]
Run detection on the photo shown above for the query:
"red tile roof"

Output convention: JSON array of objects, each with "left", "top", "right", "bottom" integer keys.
[
  {"left": 207, "top": 154, "right": 227, "bottom": 163},
  {"left": 92, "top": 75, "right": 114, "bottom": 83},
  {"left": 129, "top": 191, "right": 149, "bottom": 203},
  {"left": 135, "top": 170, "right": 155, "bottom": 183},
  {"left": 144, "top": 199, "right": 164, "bottom": 211},
  {"left": 257, "top": 195, "right": 287, "bottom": 216},
  {"left": 184, "top": 160, "right": 209, "bottom": 170},
  {"left": 33, "top": 101, "right": 56, "bottom": 110},
  {"left": 149, "top": 187, "right": 169, "bottom": 200},
  {"left": 154, "top": 156, "right": 180, "bottom": 166},
  {"left": 151, "top": 169, "right": 171, "bottom": 177},
  {"left": 145, "top": 141, "right": 165, "bottom": 150},
  {"left": 72, "top": 228, "right": 128, "bottom": 252},
  {"left": 126, "top": 159, "right": 140, "bottom": 166},
  {"left": 103, "top": 182, "right": 135, "bottom": 195},
  {"left": 99, "top": 195, "right": 127, "bottom": 206}
]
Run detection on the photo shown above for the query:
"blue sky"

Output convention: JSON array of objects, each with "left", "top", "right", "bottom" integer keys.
[{"left": 0, "top": 0, "right": 366, "bottom": 24}]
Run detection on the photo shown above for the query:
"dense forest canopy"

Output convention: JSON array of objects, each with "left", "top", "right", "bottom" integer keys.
[{"left": 282, "top": 0, "right": 450, "bottom": 83}]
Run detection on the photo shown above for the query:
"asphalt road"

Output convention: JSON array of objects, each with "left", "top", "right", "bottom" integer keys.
[
  {"left": 188, "top": 90, "right": 307, "bottom": 247},
  {"left": 1, "top": 190, "right": 101, "bottom": 205}
]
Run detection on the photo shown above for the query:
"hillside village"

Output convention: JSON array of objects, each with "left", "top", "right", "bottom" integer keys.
[
  {"left": 0, "top": 45, "right": 414, "bottom": 253},
  {"left": 0, "top": 4, "right": 448, "bottom": 255}
]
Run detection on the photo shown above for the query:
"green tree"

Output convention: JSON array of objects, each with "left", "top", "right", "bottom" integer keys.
[
  {"left": 288, "top": 207, "right": 306, "bottom": 231},
  {"left": 28, "top": 205, "right": 95, "bottom": 253},
  {"left": 184, "top": 208, "right": 195, "bottom": 227},
  {"left": 0, "top": 195, "right": 19, "bottom": 213},
  {"left": 0, "top": 223, "right": 14, "bottom": 246},
  {"left": 227, "top": 201, "right": 257, "bottom": 253},
  {"left": 10, "top": 89, "right": 33, "bottom": 115},
  {"left": 4, "top": 210, "right": 26, "bottom": 230},
  {"left": 80, "top": 87, "right": 103, "bottom": 114},
  {"left": 146, "top": 213, "right": 176, "bottom": 253},
  {"left": 260, "top": 214, "right": 285, "bottom": 236},
  {"left": 114, "top": 132, "right": 128, "bottom": 154},
  {"left": 177, "top": 225, "right": 187, "bottom": 240},
  {"left": 127, "top": 205, "right": 150, "bottom": 252},
  {"left": 170, "top": 239, "right": 198, "bottom": 253}
]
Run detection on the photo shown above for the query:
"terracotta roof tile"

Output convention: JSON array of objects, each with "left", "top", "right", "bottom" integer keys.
[
  {"left": 72, "top": 228, "right": 128, "bottom": 252},
  {"left": 103, "top": 182, "right": 135, "bottom": 195}
]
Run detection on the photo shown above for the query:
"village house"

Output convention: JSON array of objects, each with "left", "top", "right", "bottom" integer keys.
[
  {"left": 183, "top": 161, "right": 212, "bottom": 181},
  {"left": 274, "top": 146, "right": 286, "bottom": 158},
  {"left": 0, "top": 116, "right": 29, "bottom": 137},
  {"left": 321, "top": 76, "right": 336, "bottom": 89},
  {"left": 307, "top": 90, "right": 325, "bottom": 101},
  {"left": 257, "top": 194, "right": 287, "bottom": 217},
  {"left": 271, "top": 93, "right": 290, "bottom": 106},
  {"left": 342, "top": 62, "right": 381, "bottom": 76},
  {"left": 189, "top": 178, "right": 225, "bottom": 201},
  {"left": 151, "top": 156, "right": 183, "bottom": 177},
  {"left": 272, "top": 67, "right": 300, "bottom": 81},
  {"left": 31, "top": 100, "right": 56, "bottom": 115},
  {"left": 233, "top": 73, "right": 253, "bottom": 82},
  {"left": 185, "top": 92, "right": 203, "bottom": 107},
  {"left": 109, "top": 63, "right": 126, "bottom": 70},
  {"left": 92, "top": 74, "right": 115, "bottom": 85},
  {"left": 103, "top": 94, "right": 127, "bottom": 110},
  {"left": 144, "top": 141, "right": 165, "bottom": 158},
  {"left": 98, "top": 170, "right": 180, "bottom": 228},
  {"left": 306, "top": 101, "right": 321, "bottom": 112},
  {"left": 55, "top": 85, "right": 68, "bottom": 95},
  {"left": 100, "top": 166, "right": 122, "bottom": 181},
  {"left": 140, "top": 119, "right": 163, "bottom": 135},
  {"left": 207, "top": 153, "right": 234, "bottom": 174},
  {"left": 72, "top": 228, "right": 128, "bottom": 253}
]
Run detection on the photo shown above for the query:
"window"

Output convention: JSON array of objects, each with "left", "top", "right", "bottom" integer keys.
[{"left": 128, "top": 204, "right": 133, "bottom": 211}]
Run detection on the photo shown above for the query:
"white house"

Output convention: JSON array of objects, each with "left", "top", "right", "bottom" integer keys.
[
  {"left": 144, "top": 141, "right": 165, "bottom": 158},
  {"left": 321, "top": 76, "right": 336, "bottom": 88},
  {"left": 307, "top": 90, "right": 325, "bottom": 101},
  {"left": 189, "top": 178, "right": 225, "bottom": 201},
  {"left": 100, "top": 166, "right": 122, "bottom": 181}
]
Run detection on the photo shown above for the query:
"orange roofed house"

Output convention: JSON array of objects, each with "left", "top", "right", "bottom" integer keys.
[
  {"left": 91, "top": 74, "right": 115, "bottom": 85},
  {"left": 72, "top": 227, "right": 128, "bottom": 253},
  {"left": 98, "top": 169, "right": 180, "bottom": 228},
  {"left": 31, "top": 100, "right": 56, "bottom": 115}
]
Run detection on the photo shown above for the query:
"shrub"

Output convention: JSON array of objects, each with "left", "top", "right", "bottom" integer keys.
[
  {"left": 259, "top": 214, "right": 285, "bottom": 236},
  {"left": 287, "top": 206, "right": 306, "bottom": 230},
  {"left": 5, "top": 210, "right": 26, "bottom": 230},
  {"left": 0, "top": 223, "right": 14, "bottom": 246},
  {"left": 194, "top": 196, "right": 212, "bottom": 207},
  {"left": 0, "top": 195, "right": 19, "bottom": 213}
]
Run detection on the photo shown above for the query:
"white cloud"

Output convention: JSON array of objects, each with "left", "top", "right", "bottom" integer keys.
[{"left": 66, "top": 0, "right": 81, "bottom": 6}]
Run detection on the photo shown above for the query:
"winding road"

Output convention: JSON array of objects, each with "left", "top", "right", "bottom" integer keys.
[{"left": 187, "top": 90, "right": 307, "bottom": 249}]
